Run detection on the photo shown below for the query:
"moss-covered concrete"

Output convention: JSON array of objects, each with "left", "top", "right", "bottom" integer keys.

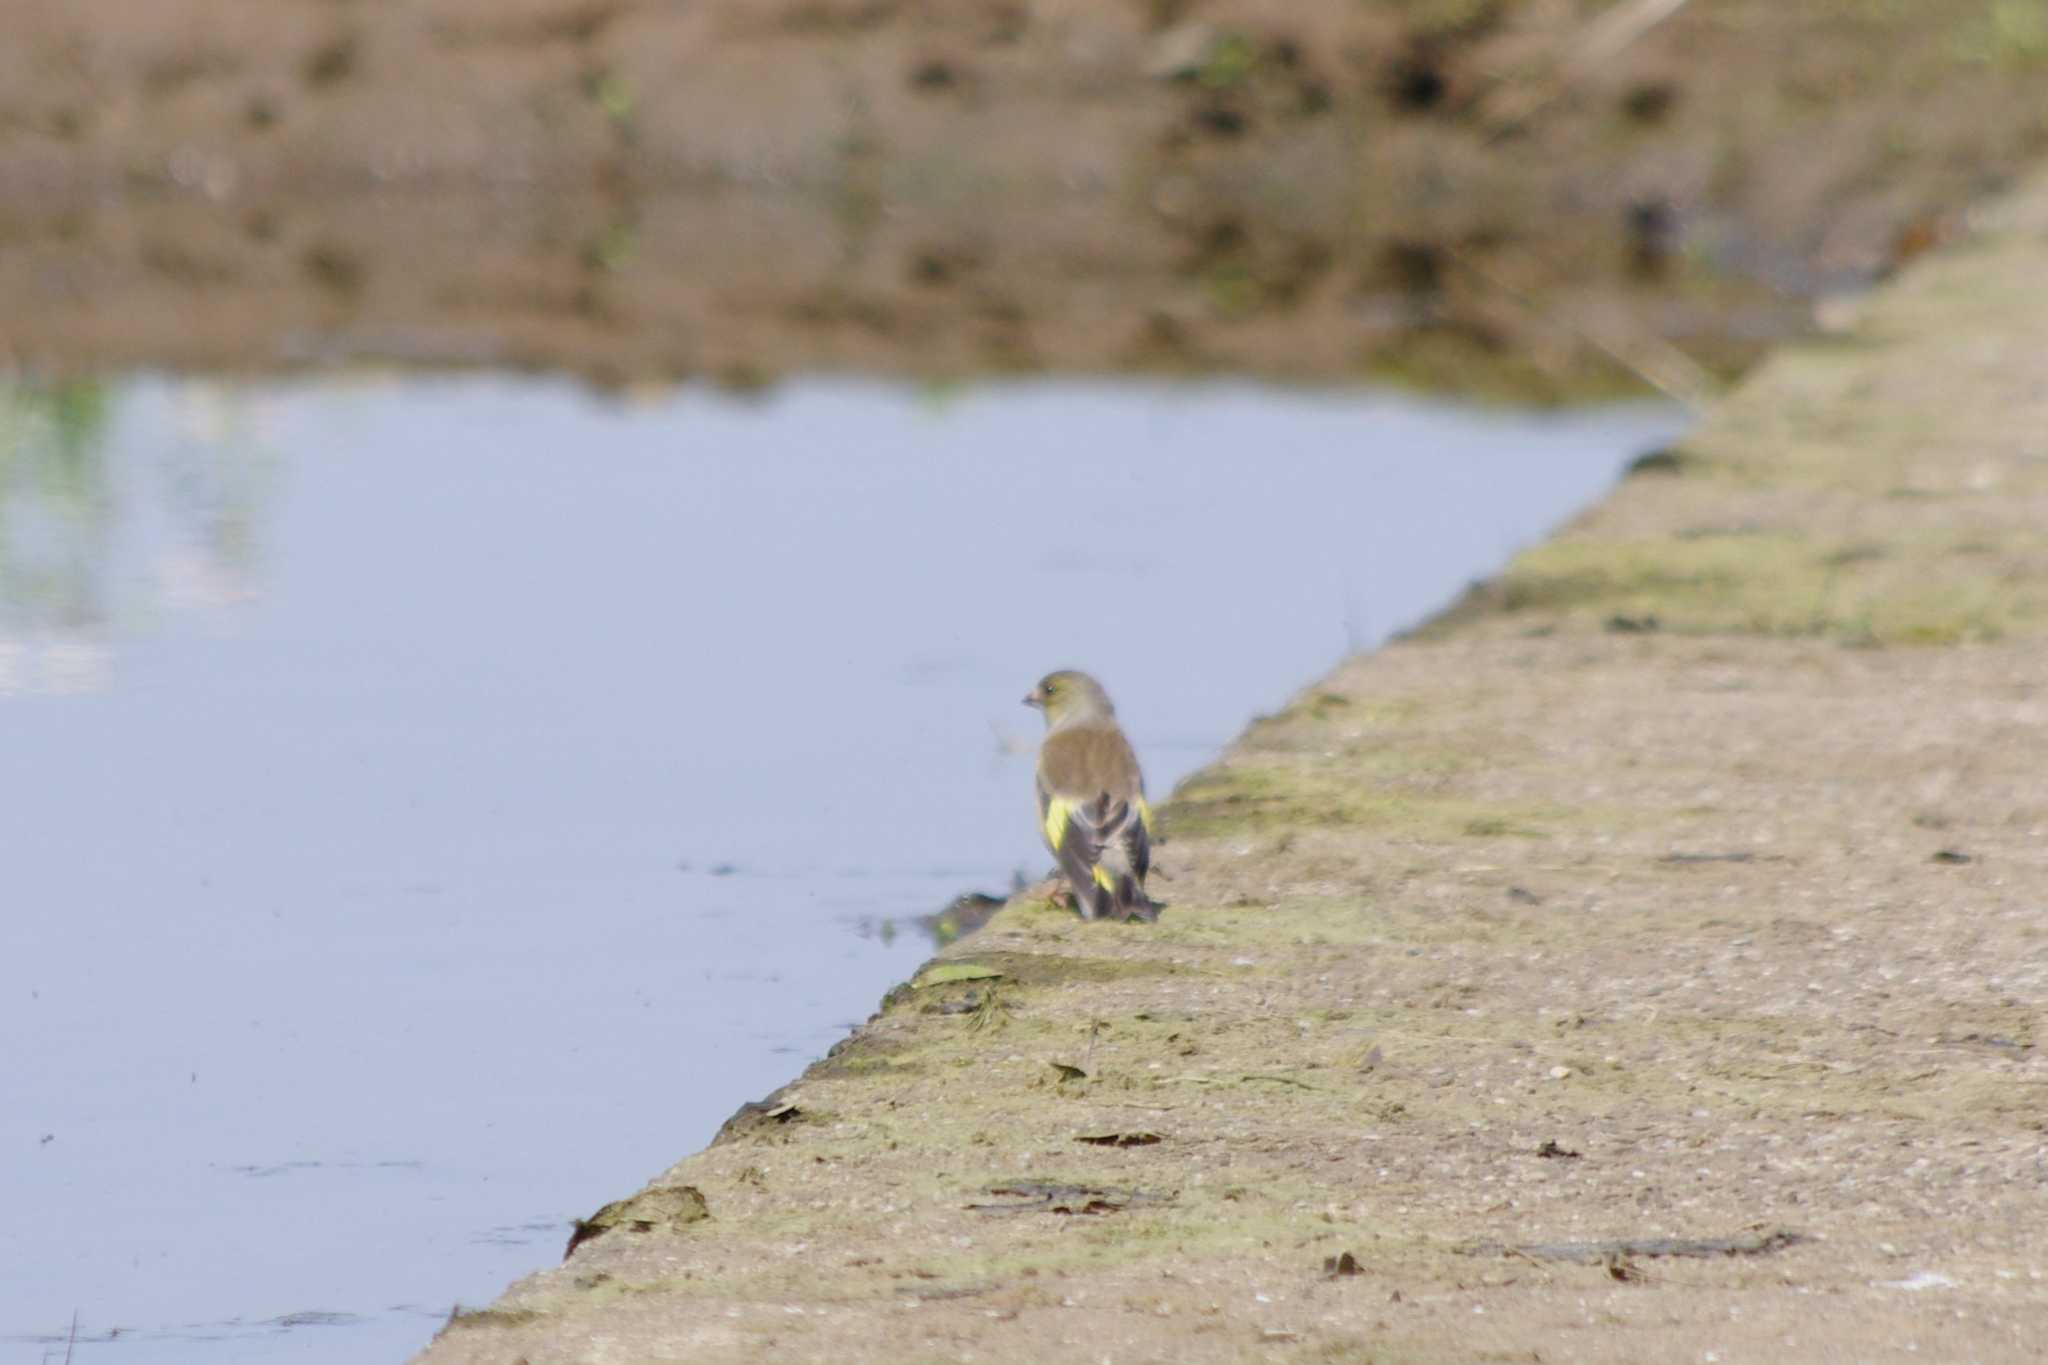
[{"left": 415, "top": 170, "right": 2048, "bottom": 1363}]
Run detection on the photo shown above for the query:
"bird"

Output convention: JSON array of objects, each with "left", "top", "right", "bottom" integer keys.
[{"left": 1023, "top": 670, "right": 1158, "bottom": 922}]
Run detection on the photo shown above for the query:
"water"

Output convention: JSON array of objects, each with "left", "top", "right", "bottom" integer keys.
[{"left": 0, "top": 374, "right": 1683, "bottom": 1362}]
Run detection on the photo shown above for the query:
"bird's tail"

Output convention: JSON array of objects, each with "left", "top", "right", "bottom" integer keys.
[
  {"left": 1113, "top": 872, "right": 1160, "bottom": 923},
  {"left": 1075, "top": 869, "right": 1118, "bottom": 921}
]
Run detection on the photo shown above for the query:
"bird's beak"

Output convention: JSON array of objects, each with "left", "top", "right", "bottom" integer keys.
[{"left": 1022, "top": 691, "right": 1043, "bottom": 709}]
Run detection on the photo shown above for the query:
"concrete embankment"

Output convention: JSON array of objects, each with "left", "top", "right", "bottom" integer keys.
[{"left": 417, "top": 170, "right": 2048, "bottom": 1364}]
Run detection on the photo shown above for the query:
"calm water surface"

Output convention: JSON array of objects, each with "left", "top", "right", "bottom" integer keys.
[{"left": 0, "top": 376, "right": 1683, "bottom": 1362}]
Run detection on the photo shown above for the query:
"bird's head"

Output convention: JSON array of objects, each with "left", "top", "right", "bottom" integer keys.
[{"left": 1023, "top": 670, "right": 1114, "bottom": 728}]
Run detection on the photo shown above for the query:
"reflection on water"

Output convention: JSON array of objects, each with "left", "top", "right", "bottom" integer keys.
[
  {"left": 0, "top": 382, "right": 113, "bottom": 691},
  {"left": 0, "top": 374, "right": 1683, "bottom": 1363},
  {"left": 0, "top": 380, "right": 277, "bottom": 694}
]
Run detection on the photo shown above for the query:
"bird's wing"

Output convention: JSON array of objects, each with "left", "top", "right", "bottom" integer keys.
[
  {"left": 1039, "top": 726, "right": 1148, "bottom": 898},
  {"left": 1121, "top": 797, "right": 1152, "bottom": 882}
]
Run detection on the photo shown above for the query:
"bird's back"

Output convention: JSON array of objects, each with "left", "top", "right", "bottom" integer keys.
[{"left": 1037, "top": 722, "right": 1142, "bottom": 802}]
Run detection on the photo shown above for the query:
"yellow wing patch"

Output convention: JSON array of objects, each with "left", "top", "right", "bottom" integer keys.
[
  {"left": 1091, "top": 865, "right": 1115, "bottom": 890},
  {"left": 1136, "top": 797, "right": 1154, "bottom": 835},
  {"left": 1043, "top": 798, "right": 1071, "bottom": 850}
]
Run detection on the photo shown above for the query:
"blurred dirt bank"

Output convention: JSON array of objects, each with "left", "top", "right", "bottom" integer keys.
[
  {"left": 4, "top": 0, "right": 2048, "bottom": 395},
  {"left": 413, "top": 170, "right": 2048, "bottom": 1363}
]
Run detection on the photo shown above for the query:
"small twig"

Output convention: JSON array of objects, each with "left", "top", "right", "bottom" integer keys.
[
  {"left": 1482, "top": 0, "right": 1697, "bottom": 140},
  {"left": 968, "top": 1182, "right": 1174, "bottom": 1215},
  {"left": 1241, "top": 1073, "right": 1319, "bottom": 1090},
  {"left": 1566, "top": 0, "right": 1696, "bottom": 75},
  {"left": 904, "top": 1282, "right": 998, "bottom": 1302},
  {"left": 1447, "top": 246, "right": 1719, "bottom": 409},
  {"left": 1463, "top": 1229, "right": 1807, "bottom": 1264}
]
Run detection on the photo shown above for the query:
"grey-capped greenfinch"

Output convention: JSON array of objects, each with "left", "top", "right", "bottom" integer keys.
[{"left": 1023, "top": 670, "right": 1158, "bottom": 922}]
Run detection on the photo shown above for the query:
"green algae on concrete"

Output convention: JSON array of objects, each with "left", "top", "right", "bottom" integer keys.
[
  {"left": 416, "top": 171, "right": 2048, "bottom": 1364},
  {"left": 1166, "top": 763, "right": 1583, "bottom": 842}
]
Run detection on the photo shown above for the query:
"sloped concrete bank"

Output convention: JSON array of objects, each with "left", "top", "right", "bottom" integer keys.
[{"left": 417, "top": 172, "right": 2048, "bottom": 1364}]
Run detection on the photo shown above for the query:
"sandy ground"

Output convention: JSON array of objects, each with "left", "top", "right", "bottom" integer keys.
[
  {"left": 411, "top": 169, "right": 2048, "bottom": 1362},
  {"left": 6, "top": 1, "right": 2048, "bottom": 394}
]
